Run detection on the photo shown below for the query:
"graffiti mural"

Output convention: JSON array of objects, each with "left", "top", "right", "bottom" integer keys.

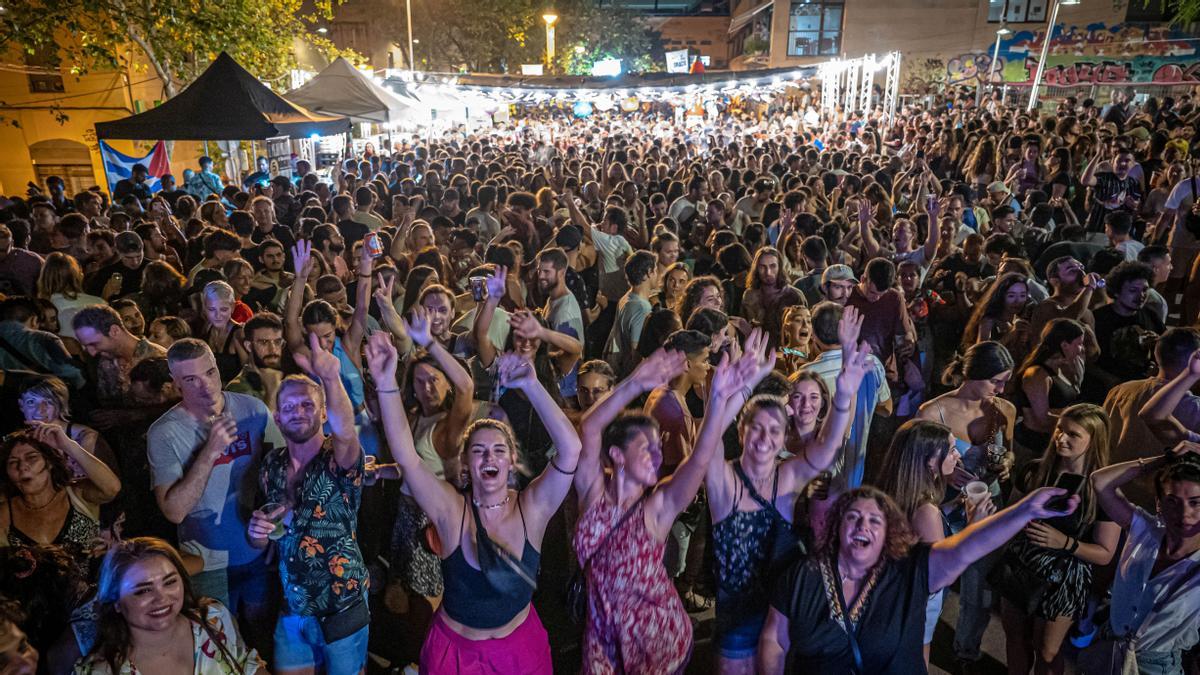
[{"left": 945, "top": 21, "right": 1200, "bottom": 86}]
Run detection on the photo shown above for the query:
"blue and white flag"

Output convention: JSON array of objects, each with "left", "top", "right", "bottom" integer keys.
[{"left": 99, "top": 141, "right": 170, "bottom": 194}]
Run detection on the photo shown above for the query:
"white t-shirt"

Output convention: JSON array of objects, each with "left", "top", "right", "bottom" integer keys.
[
  {"left": 590, "top": 228, "right": 633, "bottom": 299},
  {"left": 1115, "top": 239, "right": 1146, "bottom": 262}
]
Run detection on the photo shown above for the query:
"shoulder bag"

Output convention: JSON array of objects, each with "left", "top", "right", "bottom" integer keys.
[{"left": 566, "top": 494, "right": 646, "bottom": 624}]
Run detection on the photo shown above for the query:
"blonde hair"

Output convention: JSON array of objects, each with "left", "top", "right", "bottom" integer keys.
[
  {"left": 1032, "top": 403, "right": 1110, "bottom": 526},
  {"left": 203, "top": 280, "right": 236, "bottom": 305},
  {"left": 37, "top": 252, "right": 84, "bottom": 300}
]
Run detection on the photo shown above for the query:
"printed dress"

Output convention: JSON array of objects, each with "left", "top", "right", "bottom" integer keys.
[{"left": 573, "top": 495, "right": 691, "bottom": 674}]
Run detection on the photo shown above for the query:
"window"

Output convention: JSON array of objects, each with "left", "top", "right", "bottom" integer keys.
[
  {"left": 25, "top": 48, "right": 64, "bottom": 95},
  {"left": 788, "top": 0, "right": 843, "bottom": 57},
  {"left": 987, "top": 0, "right": 1047, "bottom": 23}
]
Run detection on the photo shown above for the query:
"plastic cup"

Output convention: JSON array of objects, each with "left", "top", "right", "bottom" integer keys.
[
  {"left": 964, "top": 481, "right": 990, "bottom": 506},
  {"left": 262, "top": 502, "right": 290, "bottom": 541}
]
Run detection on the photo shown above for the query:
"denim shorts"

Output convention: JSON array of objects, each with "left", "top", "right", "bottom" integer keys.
[
  {"left": 273, "top": 612, "right": 369, "bottom": 675},
  {"left": 716, "top": 612, "right": 765, "bottom": 660}
]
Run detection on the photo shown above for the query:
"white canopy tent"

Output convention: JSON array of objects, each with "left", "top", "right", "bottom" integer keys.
[{"left": 285, "top": 57, "right": 416, "bottom": 124}]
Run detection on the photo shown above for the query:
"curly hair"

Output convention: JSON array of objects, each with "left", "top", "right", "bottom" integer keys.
[
  {"left": 0, "top": 545, "right": 86, "bottom": 654},
  {"left": 816, "top": 486, "right": 917, "bottom": 563}
]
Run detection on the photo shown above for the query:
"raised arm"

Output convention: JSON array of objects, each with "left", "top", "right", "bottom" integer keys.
[
  {"left": 560, "top": 189, "right": 593, "bottom": 237},
  {"left": 472, "top": 265, "right": 507, "bottom": 369},
  {"left": 30, "top": 422, "right": 120, "bottom": 505},
  {"left": 343, "top": 244, "right": 375, "bottom": 360},
  {"left": 510, "top": 309, "right": 582, "bottom": 376},
  {"left": 364, "top": 332, "right": 460, "bottom": 524},
  {"left": 1140, "top": 350, "right": 1200, "bottom": 445},
  {"left": 648, "top": 330, "right": 776, "bottom": 536},
  {"left": 284, "top": 240, "right": 315, "bottom": 358},
  {"left": 294, "top": 331, "right": 360, "bottom": 469},
  {"left": 405, "top": 304, "right": 475, "bottom": 451},
  {"left": 575, "top": 349, "right": 687, "bottom": 507},
  {"left": 1090, "top": 443, "right": 1198, "bottom": 529},
  {"left": 856, "top": 198, "right": 882, "bottom": 259},
  {"left": 1080, "top": 147, "right": 1103, "bottom": 188},
  {"left": 497, "top": 353, "right": 583, "bottom": 522},
  {"left": 928, "top": 486, "right": 1079, "bottom": 592},
  {"left": 371, "top": 274, "right": 414, "bottom": 355},
  {"left": 781, "top": 308, "right": 871, "bottom": 486},
  {"left": 922, "top": 196, "right": 942, "bottom": 261}
]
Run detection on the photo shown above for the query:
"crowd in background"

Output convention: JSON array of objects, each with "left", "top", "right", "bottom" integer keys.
[{"left": 0, "top": 85, "right": 1199, "bottom": 675}]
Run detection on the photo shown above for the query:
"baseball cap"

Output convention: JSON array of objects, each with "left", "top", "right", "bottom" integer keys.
[
  {"left": 986, "top": 181, "right": 1011, "bottom": 195},
  {"left": 822, "top": 264, "right": 858, "bottom": 285}
]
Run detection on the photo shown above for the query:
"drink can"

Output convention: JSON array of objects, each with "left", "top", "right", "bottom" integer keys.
[{"left": 364, "top": 232, "right": 384, "bottom": 258}]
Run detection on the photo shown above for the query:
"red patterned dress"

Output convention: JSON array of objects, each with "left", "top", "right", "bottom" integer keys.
[{"left": 573, "top": 494, "right": 692, "bottom": 674}]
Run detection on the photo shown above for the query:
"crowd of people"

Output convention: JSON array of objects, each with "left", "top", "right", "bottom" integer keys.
[{"left": 0, "top": 85, "right": 1199, "bottom": 675}]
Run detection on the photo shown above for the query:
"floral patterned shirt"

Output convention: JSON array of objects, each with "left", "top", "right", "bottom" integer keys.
[{"left": 261, "top": 437, "right": 367, "bottom": 616}]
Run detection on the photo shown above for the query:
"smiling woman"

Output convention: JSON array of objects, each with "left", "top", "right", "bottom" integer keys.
[{"left": 76, "top": 537, "right": 264, "bottom": 674}]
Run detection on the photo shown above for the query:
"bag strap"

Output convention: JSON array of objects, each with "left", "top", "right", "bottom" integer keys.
[
  {"left": 831, "top": 559, "right": 867, "bottom": 675},
  {"left": 0, "top": 333, "right": 45, "bottom": 373},
  {"left": 467, "top": 496, "right": 538, "bottom": 591},
  {"left": 733, "top": 461, "right": 785, "bottom": 523},
  {"left": 581, "top": 494, "right": 647, "bottom": 571},
  {"left": 1136, "top": 557, "right": 1200, "bottom": 636}
]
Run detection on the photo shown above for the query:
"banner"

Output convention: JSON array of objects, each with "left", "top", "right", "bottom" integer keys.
[
  {"left": 99, "top": 141, "right": 170, "bottom": 194},
  {"left": 666, "top": 49, "right": 690, "bottom": 74}
]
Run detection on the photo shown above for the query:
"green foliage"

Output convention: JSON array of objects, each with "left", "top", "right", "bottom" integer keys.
[
  {"left": 407, "top": 0, "right": 663, "bottom": 74},
  {"left": 0, "top": 0, "right": 357, "bottom": 96},
  {"left": 1164, "top": 0, "right": 1200, "bottom": 24}
]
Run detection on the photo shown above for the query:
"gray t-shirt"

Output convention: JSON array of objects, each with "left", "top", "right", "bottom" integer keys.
[
  {"left": 606, "top": 291, "right": 652, "bottom": 378},
  {"left": 147, "top": 392, "right": 275, "bottom": 570}
]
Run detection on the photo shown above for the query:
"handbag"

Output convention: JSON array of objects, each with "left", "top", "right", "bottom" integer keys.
[
  {"left": 318, "top": 596, "right": 371, "bottom": 643},
  {"left": 986, "top": 543, "right": 1069, "bottom": 616},
  {"left": 566, "top": 495, "right": 646, "bottom": 624}
]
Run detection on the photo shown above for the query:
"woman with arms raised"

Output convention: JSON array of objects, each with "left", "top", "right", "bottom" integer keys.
[
  {"left": 573, "top": 329, "right": 776, "bottom": 674},
  {"left": 366, "top": 328, "right": 580, "bottom": 674},
  {"left": 706, "top": 307, "right": 872, "bottom": 674}
]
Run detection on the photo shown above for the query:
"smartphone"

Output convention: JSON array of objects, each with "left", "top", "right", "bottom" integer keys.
[
  {"left": 1046, "top": 472, "right": 1085, "bottom": 512},
  {"left": 469, "top": 276, "right": 488, "bottom": 302}
]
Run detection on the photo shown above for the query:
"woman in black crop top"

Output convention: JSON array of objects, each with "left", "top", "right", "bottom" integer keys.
[
  {"left": 1014, "top": 319, "right": 1087, "bottom": 457},
  {"left": 367, "top": 320, "right": 581, "bottom": 675}
]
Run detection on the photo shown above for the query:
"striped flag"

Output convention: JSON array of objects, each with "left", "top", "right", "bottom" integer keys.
[{"left": 99, "top": 141, "right": 171, "bottom": 195}]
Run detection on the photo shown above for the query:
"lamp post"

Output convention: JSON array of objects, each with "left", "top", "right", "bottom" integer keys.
[
  {"left": 1027, "top": 0, "right": 1081, "bottom": 112},
  {"left": 406, "top": 0, "right": 415, "bottom": 70},
  {"left": 987, "top": 22, "right": 1011, "bottom": 84},
  {"left": 543, "top": 12, "right": 558, "bottom": 74}
]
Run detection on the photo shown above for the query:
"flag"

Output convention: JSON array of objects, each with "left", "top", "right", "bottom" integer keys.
[{"left": 99, "top": 141, "right": 170, "bottom": 194}]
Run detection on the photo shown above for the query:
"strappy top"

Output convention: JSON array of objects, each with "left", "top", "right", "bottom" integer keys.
[
  {"left": 6, "top": 487, "right": 99, "bottom": 555},
  {"left": 934, "top": 401, "right": 1004, "bottom": 479},
  {"left": 440, "top": 493, "right": 541, "bottom": 630}
]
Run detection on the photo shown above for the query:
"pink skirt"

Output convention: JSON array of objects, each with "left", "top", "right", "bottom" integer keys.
[{"left": 419, "top": 606, "right": 553, "bottom": 675}]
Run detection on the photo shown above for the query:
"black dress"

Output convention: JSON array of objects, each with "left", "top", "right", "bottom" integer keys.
[{"left": 770, "top": 544, "right": 932, "bottom": 674}]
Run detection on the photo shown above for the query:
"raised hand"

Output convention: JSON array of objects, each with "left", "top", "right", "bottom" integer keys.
[
  {"left": 837, "top": 305, "right": 864, "bottom": 351},
  {"left": 738, "top": 328, "right": 777, "bottom": 388},
  {"left": 26, "top": 420, "right": 69, "bottom": 450},
  {"left": 857, "top": 198, "right": 873, "bottom": 226},
  {"left": 373, "top": 273, "right": 395, "bottom": 306},
  {"left": 1168, "top": 440, "right": 1200, "bottom": 458},
  {"left": 202, "top": 414, "right": 238, "bottom": 464},
  {"left": 509, "top": 309, "right": 543, "bottom": 340},
  {"left": 925, "top": 194, "right": 941, "bottom": 221},
  {"left": 708, "top": 351, "right": 740, "bottom": 402},
  {"left": 496, "top": 352, "right": 538, "bottom": 390},
  {"left": 364, "top": 331, "right": 399, "bottom": 383},
  {"left": 403, "top": 304, "right": 433, "bottom": 348},
  {"left": 486, "top": 265, "right": 508, "bottom": 301},
  {"left": 292, "top": 240, "right": 314, "bottom": 279},
  {"left": 839, "top": 338, "right": 874, "bottom": 390},
  {"left": 294, "top": 331, "right": 342, "bottom": 381},
  {"left": 1187, "top": 349, "right": 1200, "bottom": 378},
  {"left": 631, "top": 349, "right": 688, "bottom": 392}
]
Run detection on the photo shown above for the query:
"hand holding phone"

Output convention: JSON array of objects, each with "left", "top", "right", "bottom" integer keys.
[{"left": 1045, "top": 472, "right": 1084, "bottom": 512}]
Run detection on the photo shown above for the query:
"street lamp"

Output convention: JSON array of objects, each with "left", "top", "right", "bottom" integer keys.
[
  {"left": 406, "top": 0, "right": 415, "bottom": 71},
  {"left": 987, "top": 22, "right": 1011, "bottom": 83},
  {"left": 1028, "top": 0, "right": 1081, "bottom": 112},
  {"left": 543, "top": 11, "right": 558, "bottom": 73}
]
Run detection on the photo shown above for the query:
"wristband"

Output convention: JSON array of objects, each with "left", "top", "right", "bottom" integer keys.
[
  {"left": 1067, "top": 537, "right": 1080, "bottom": 555},
  {"left": 376, "top": 388, "right": 400, "bottom": 394}
]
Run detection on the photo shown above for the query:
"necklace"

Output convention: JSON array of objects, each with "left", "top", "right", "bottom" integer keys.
[
  {"left": 472, "top": 493, "right": 511, "bottom": 511},
  {"left": 18, "top": 490, "right": 63, "bottom": 511}
]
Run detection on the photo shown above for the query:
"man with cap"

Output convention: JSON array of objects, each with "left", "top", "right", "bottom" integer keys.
[{"left": 821, "top": 264, "right": 857, "bottom": 306}]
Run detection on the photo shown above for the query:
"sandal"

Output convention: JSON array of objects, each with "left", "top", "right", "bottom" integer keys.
[{"left": 681, "top": 588, "right": 714, "bottom": 613}]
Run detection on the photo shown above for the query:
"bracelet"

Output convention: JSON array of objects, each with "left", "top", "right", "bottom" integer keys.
[
  {"left": 359, "top": 274, "right": 372, "bottom": 279},
  {"left": 377, "top": 388, "right": 400, "bottom": 394},
  {"left": 1067, "top": 537, "right": 1080, "bottom": 555},
  {"left": 550, "top": 456, "right": 578, "bottom": 476}
]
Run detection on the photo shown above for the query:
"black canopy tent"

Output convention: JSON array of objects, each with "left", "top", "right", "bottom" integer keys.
[{"left": 95, "top": 52, "right": 350, "bottom": 140}]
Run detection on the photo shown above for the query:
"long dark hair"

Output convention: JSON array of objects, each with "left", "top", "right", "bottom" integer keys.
[
  {"left": 92, "top": 538, "right": 241, "bottom": 673},
  {"left": 961, "top": 273, "right": 1029, "bottom": 351},
  {"left": 876, "top": 420, "right": 954, "bottom": 520},
  {"left": 502, "top": 314, "right": 566, "bottom": 408},
  {"left": 1018, "top": 318, "right": 1084, "bottom": 378}
]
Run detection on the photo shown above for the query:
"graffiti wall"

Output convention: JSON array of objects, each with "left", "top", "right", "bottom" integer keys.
[{"left": 946, "top": 22, "right": 1200, "bottom": 87}]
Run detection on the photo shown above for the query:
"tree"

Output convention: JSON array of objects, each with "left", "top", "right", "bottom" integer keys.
[
  {"left": 406, "top": 0, "right": 662, "bottom": 74},
  {"left": 0, "top": 0, "right": 356, "bottom": 99}
]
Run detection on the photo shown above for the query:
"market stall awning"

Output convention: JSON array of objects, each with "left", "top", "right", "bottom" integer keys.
[
  {"left": 285, "top": 57, "right": 415, "bottom": 124},
  {"left": 95, "top": 52, "right": 350, "bottom": 140}
]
